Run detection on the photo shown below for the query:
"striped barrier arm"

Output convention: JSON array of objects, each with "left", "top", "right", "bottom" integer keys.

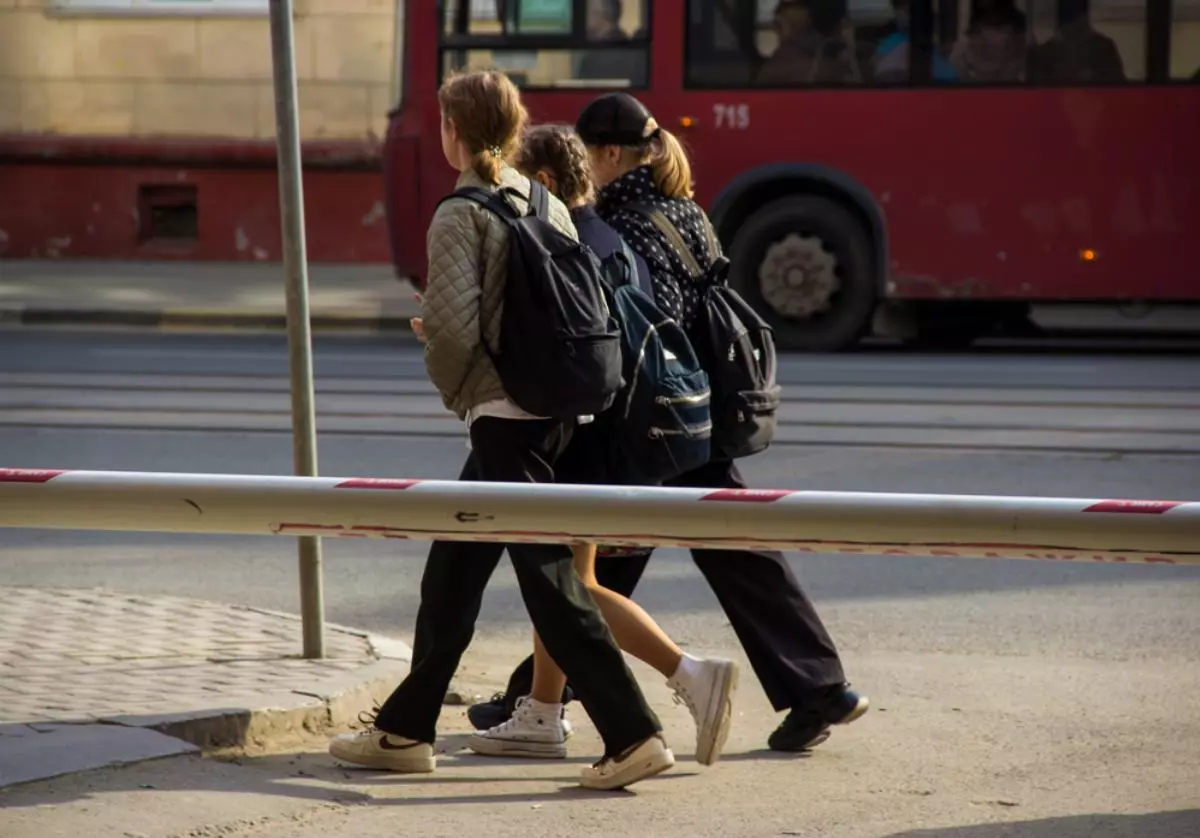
[{"left": 1, "top": 468, "right": 1197, "bottom": 565}]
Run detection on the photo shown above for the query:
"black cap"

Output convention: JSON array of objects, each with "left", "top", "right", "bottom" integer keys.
[{"left": 575, "top": 93, "right": 658, "bottom": 147}]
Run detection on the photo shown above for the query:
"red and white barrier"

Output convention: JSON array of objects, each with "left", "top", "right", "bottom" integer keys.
[{"left": 1, "top": 468, "right": 1197, "bottom": 565}]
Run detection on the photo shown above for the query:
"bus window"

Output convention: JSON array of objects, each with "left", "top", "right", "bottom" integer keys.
[
  {"left": 1171, "top": 0, "right": 1200, "bottom": 79},
  {"left": 1027, "top": 0, "right": 1145, "bottom": 83},
  {"left": 686, "top": 0, "right": 896, "bottom": 86},
  {"left": 939, "top": 0, "right": 1033, "bottom": 82},
  {"left": 934, "top": 0, "right": 1146, "bottom": 84},
  {"left": 866, "top": 0, "right": 960, "bottom": 83},
  {"left": 440, "top": 0, "right": 649, "bottom": 88}
]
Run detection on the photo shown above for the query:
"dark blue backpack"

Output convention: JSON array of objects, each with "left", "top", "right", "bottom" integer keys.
[{"left": 599, "top": 244, "right": 712, "bottom": 485}]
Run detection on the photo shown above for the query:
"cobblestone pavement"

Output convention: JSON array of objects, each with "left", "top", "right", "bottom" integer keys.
[{"left": 0, "top": 586, "right": 403, "bottom": 725}]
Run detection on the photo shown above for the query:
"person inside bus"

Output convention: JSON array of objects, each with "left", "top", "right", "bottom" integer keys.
[
  {"left": 576, "top": 0, "right": 647, "bottom": 86},
  {"left": 1028, "top": 0, "right": 1125, "bottom": 84},
  {"left": 463, "top": 122, "right": 740, "bottom": 769},
  {"left": 327, "top": 70, "right": 675, "bottom": 792},
  {"left": 871, "top": 0, "right": 958, "bottom": 83},
  {"left": 756, "top": 0, "right": 863, "bottom": 85},
  {"left": 950, "top": 0, "right": 1029, "bottom": 82},
  {"left": 469, "top": 92, "right": 870, "bottom": 754}
]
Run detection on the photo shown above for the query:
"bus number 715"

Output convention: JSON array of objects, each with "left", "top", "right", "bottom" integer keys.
[{"left": 713, "top": 103, "right": 750, "bottom": 130}]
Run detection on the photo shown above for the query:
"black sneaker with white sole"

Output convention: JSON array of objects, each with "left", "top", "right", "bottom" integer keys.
[
  {"left": 466, "top": 693, "right": 510, "bottom": 731},
  {"left": 768, "top": 684, "right": 869, "bottom": 752},
  {"left": 466, "top": 692, "right": 574, "bottom": 739}
]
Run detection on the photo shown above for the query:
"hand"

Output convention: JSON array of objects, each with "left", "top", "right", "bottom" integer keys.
[{"left": 410, "top": 316, "right": 427, "bottom": 344}]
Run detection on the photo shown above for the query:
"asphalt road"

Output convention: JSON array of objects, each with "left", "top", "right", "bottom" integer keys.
[
  {"left": 1, "top": 328, "right": 1198, "bottom": 837},
  {"left": 1, "top": 327, "right": 1198, "bottom": 648}
]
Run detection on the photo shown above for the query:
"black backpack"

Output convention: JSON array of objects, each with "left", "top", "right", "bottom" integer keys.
[
  {"left": 627, "top": 205, "right": 781, "bottom": 461},
  {"left": 597, "top": 243, "right": 712, "bottom": 484},
  {"left": 442, "top": 182, "right": 623, "bottom": 419}
]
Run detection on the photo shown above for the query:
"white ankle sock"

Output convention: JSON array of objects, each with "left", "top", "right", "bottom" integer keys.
[
  {"left": 526, "top": 697, "right": 563, "bottom": 716},
  {"left": 670, "top": 653, "right": 704, "bottom": 686}
]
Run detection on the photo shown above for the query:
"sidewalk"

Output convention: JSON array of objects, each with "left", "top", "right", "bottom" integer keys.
[
  {"left": 0, "top": 586, "right": 411, "bottom": 789},
  {"left": 0, "top": 260, "right": 421, "bottom": 330},
  {"left": 4, "top": 259, "right": 1197, "bottom": 337}
]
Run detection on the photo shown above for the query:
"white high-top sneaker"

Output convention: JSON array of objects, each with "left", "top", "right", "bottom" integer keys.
[
  {"left": 467, "top": 696, "right": 568, "bottom": 758},
  {"left": 667, "top": 656, "right": 739, "bottom": 766}
]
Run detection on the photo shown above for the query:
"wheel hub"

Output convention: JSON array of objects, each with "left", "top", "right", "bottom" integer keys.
[{"left": 757, "top": 233, "right": 840, "bottom": 319}]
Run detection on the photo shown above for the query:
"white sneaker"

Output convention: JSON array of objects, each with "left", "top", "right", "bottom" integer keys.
[
  {"left": 328, "top": 728, "right": 435, "bottom": 772},
  {"left": 668, "top": 657, "right": 739, "bottom": 766},
  {"left": 579, "top": 734, "right": 675, "bottom": 790},
  {"left": 468, "top": 696, "right": 568, "bottom": 758}
]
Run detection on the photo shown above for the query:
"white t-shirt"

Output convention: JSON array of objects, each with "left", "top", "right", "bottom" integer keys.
[{"left": 463, "top": 399, "right": 592, "bottom": 450}]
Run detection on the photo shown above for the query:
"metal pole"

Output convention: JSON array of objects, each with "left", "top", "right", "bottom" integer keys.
[
  {"left": 268, "top": 0, "right": 324, "bottom": 659},
  {"left": 2, "top": 469, "right": 1197, "bottom": 566}
]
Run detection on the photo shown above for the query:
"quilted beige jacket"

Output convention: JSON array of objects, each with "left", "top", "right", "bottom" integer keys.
[{"left": 422, "top": 164, "right": 578, "bottom": 420}]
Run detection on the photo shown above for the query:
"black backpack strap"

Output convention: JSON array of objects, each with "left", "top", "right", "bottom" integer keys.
[
  {"left": 605, "top": 239, "right": 639, "bottom": 289},
  {"left": 527, "top": 179, "right": 550, "bottom": 220},
  {"left": 438, "top": 186, "right": 521, "bottom": 222}
]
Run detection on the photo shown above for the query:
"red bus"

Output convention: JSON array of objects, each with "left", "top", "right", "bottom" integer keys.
[{"left": 383, "top": 0, "right": 1200, "bottom": 350}]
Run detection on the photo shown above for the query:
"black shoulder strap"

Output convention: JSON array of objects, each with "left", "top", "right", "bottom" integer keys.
[
  {"left": 527, "top": 179, "right": 550, "bottom": 220},
  {"left": 605, "top": 239, "right": 639, "bottom": 289},
  {"left": 438, "top": 186, "right": 522, "bottom": 222}
]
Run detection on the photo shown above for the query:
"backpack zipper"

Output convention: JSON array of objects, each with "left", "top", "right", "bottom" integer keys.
[
  {"left": 655, "top": 390, "right": 711, "bottom": 407},
  {"left": 648, "top": 420, "right": 713, "bottom": 440}
]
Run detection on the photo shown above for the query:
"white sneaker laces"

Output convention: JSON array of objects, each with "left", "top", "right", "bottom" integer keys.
[
  {"left": 484, "top": 696, "right": 539, "bottom": 736},
  {"left": 672, "top": 685, "right": 699, "bottom": 719}
]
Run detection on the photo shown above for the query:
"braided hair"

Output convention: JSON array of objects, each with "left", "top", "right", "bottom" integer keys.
[{"left": 515, "top": 123, "right": 595, "bottom": 206}]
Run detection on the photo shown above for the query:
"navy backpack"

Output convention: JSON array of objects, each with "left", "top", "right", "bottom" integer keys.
[{"left": 598, "top": 244, "right": 712, "bottom": 485}]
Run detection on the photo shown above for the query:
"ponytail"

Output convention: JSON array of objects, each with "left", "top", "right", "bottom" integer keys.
[
  {"left": 468, "top": 149, "right": 504, "bottom": 185},
  {"left": 437, "top": 70, "right": 527, "bottom": 186},
  {"left": 649, "top": 129, "right": 693, "bottom": 200}
]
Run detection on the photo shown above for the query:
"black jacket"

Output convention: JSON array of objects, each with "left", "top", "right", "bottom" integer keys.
[{"left": 570, "top": 204, "right": 654, "bottom": 297}]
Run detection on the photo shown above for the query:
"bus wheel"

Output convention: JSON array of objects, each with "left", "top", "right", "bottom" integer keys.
[{"left": 728, "top": 194, "right": 876, "bottom": 351}]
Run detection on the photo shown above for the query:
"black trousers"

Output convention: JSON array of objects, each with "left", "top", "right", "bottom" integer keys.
[
  {"left": 504, "top": 458, "right": 846, "bottom": 713},
  {"left": 374, "top": 416, "right": 660, "bottom": 757}
]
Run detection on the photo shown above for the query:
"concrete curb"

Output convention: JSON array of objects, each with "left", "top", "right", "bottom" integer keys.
[
  {"left": 107, "top": 656, "right": 413, "bottom": 754},
  {"left": 113, "top": 607, "right": 415, "bottom": 753},
  {"left": 0, "top": 589, "right": 414, "bottom": 789},
  {"left": 0, "top": 306, "right": 415, "bottom": 333},
  {"left": 0, "top": 635, "right": 412, "bottom": 789}
]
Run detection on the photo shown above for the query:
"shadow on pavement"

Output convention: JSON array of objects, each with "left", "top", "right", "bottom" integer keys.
[{"left": 886, "top": 810, "right": 1200, "bottom": 838}]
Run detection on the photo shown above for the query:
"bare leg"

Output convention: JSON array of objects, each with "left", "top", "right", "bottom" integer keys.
[
  {"left": 530, "top": 543, "right": 683, "bottom": 704},
  {"left": 504, "top": 544, "right": 738, "bottom": 768}
]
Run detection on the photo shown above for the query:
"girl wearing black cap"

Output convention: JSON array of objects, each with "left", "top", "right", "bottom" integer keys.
[
  {"left": 574, "top": 93, "right": 716, "bottom": 331},
  {"left": 565, "top": 92, "right": 870, "bottom": 753},
  {"left": 328, "top": 71, "right": 674, "bottom": 791}
]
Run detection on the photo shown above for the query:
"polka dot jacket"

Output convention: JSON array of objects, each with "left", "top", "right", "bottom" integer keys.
[{"left": 596, "top": 165, "right": 721, "bottom": 330}]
